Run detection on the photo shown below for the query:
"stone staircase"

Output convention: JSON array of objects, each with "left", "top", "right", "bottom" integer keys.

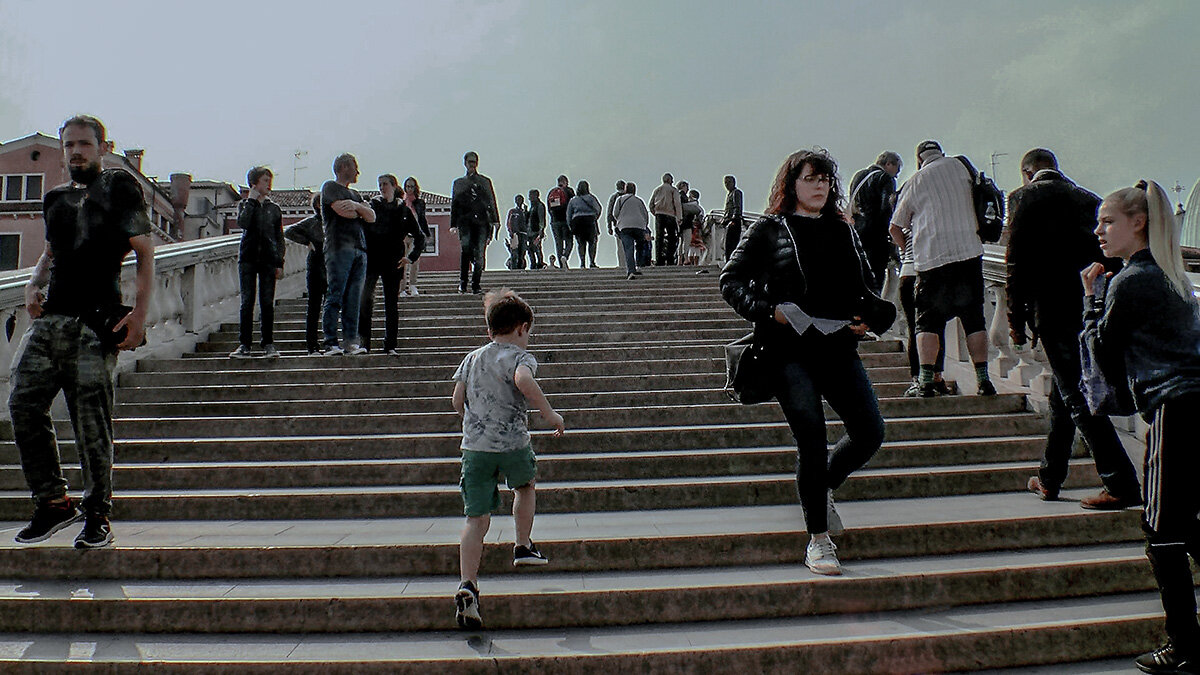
[{"left": 0, "top": 266, "right": 1160, "bottom": 673}]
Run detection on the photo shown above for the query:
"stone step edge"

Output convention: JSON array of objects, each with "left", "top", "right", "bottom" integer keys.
[
  {"left": 0, "top": 457, "right": 1089, "bottom": 498},
  {"left": 0, "top": 508, "right": 1142, "bottom": 579},
  {"left": 0, "top": 603, "right": 1162, "bottom": 673}
]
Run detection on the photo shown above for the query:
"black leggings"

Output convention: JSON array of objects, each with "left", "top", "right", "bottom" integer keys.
[
  {"left": 1143, "top": 394, "right": 1200, "bottom": 651},
  {"left": 772, "top": 343, "right": 885, "bottom": 534}
]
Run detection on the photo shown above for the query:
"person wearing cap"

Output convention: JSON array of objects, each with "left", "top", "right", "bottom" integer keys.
[{"left": 889, "top": 140, "right": 995, "bottom": 397}]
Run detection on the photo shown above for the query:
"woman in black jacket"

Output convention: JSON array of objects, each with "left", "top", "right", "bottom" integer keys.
[
  {"left": 402, "top": 176, "right": 430, "bottom": 296},
  {"left": 1081, "top": 180, "right": 1200, "bottom": 674},
  {"left": 719, "top": 148, "right": 894, "bottom": 576},
  {"left": 362, "top": 174, "right": 424, "bottom": 354}
]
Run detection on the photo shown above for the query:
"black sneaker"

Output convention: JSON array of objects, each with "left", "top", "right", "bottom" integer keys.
[
  {"left": 1136, "top": 642, "right": 1200, "bottom": 673},
  {"left": 74, "top": 514, "right": 113, "bottom": 549},
  {"left": 14, "top": 499, "right": 82, "bottom": 544},
  {"left": 513, "top": 542, "right": 549, "bottom": 566},
  {"left": 918, "top": 382, "right": 939, "bottom": 398},
  {"left": 457, "top": 284, "right": 468, "bottom": 294},
  {"left": 932, "top": 379, "right": 953, "bottom": 396},
  {"left": 454, "top": 580, "right": 482, "bottom": 630},
  {"left": 977, "top": 380, "right": 997, "bottom": 396}
]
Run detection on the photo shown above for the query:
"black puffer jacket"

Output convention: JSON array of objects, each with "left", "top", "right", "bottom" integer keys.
[{"left": 720, "top": 214, "right": 896, "bottom": 338}]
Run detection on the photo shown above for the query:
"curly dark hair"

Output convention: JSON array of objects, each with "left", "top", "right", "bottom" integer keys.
[{"left": 766, "top": 147, "right": 844, "bottom": 218}]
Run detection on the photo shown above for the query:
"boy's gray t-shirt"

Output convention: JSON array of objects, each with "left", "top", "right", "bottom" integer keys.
[{"left": 453, "top": 341, "right": 539, "bottom": 452}]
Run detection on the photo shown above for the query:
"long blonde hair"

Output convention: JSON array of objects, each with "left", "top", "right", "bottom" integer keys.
[{"left": 1105, "top": 180, "right": 1192, "bottom": 301}]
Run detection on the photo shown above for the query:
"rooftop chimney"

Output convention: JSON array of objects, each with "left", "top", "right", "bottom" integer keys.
[{"left": 123, "top": 149, "right": 144, "bottom": 173}]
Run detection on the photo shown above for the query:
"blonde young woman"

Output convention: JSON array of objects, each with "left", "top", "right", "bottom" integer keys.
[
  {"left": 1080, "top": 180, "right": 1200, "bottom": 674},
  {"left": 401, "top": 176, "right": 430, "bottom": 296}
]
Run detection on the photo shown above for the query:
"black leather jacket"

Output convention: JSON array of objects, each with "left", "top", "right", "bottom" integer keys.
[{"left": 720, "top": 214, "right": 896, "bottom": 341}]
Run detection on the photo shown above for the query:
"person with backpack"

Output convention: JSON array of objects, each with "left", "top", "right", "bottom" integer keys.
[
  {"left": 848, "top": 152, "right": 902, "bottom": 295},
  {"left": 546, "top": 175, "right": 575, "bottom": 269},
  {"left": 889, "top": 140, "right": 995, "bottom": 397},
  {"left": 566, "top": 180, "right": 602, "bottom": 269},
  {"left": 450, "top": 151, "right": 500, "bottom": 294}
]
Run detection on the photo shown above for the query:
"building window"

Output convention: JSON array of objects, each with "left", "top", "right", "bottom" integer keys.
[
  {"left": 0, "top": 233, "right": 20, "bottom": 270},
  {"left": 1, "top": 174, "right": 44, "bottom": 202},
  {"left": 425, "top": 224, "right": 439, "bottom": 256}
]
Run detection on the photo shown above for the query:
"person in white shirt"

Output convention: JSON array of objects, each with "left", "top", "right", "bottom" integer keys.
[{"left": 889, "top": 140, "right": 994, "bottom": 397}]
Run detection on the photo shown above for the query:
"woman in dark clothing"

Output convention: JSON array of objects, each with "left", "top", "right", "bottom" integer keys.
[
  {"left": 1081, "top": 180, "right": 1200, "bottom": 675},
  {"left": 567, "top": 181, "right": 602, "bottom": 269},
  {"left": 362, "top": 174, "right": 424, "bottom": 354},
  {"left": 719, "top": 148, "right": 895, "bottom": 576},
  {"left": 402, "top": 176, "right": 429, "bottom": 296}
]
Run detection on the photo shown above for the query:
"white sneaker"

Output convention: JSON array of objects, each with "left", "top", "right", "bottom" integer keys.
[
  {"left": 324, "top": 345, "right": 345, "bottom": 356},
  {"left": 409, "top": 286, "right": 419, "bottom": 296},
  {"left": 827, "top": 490, "right": 843, "bottom": 536},
  {"left": 346, "top": 344, "right": 368, "bottom": 356},
  {"left": 399, "top": 289, "right": 409, "bottom": 298},
  {"left": 804, "top": 537, "right": 842, "bottom": 576}
]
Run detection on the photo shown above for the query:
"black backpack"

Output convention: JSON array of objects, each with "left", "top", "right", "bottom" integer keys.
[{"left": 955, "top": 156, "right": 1005, "bottom": 243}]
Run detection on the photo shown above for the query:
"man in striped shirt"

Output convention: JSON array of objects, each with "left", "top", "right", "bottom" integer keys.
[{"left": 889, "top": 140, "right": 995, "bottom": 397}]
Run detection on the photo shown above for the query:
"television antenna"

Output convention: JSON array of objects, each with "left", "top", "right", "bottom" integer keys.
[{"left": 293, "top": 149, "right": 308, "bottom": 189}]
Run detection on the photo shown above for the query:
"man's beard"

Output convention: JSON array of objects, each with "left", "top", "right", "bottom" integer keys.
[{"left": 68, "top": 162, "right": 101, "bottom": 185}]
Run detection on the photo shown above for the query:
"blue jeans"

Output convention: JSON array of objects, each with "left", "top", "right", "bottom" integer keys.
[
  {"left": 618, "top": 229, "right": 641, "bottom": 275},
  {"left": 323, "top": 246, "right": 367, "bottom": 348},
  {"left": 772, "top": 340, "right": 885, "bottom": 534}
]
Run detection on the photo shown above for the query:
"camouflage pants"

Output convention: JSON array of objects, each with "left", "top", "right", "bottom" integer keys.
[{"left": 8, "top": 314, "right": 117, "bottom": 516}]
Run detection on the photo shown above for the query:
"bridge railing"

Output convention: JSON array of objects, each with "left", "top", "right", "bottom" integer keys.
[{"left": 0, "top": 234, "right": 309, "bottom": 416}]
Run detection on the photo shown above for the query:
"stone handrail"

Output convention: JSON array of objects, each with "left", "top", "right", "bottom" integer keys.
[{"left": 0, "top": 234, "right": 308, "bottom": 417}]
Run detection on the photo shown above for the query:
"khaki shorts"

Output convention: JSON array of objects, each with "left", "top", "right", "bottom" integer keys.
[{"left": 459, "top": 445, "right": 537, "bottom": 517}]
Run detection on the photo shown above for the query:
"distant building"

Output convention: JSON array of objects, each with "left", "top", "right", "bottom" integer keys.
[
  {"left": 217, "top": 188, "right": 460, "bottom": 272},
  {"left": 0, "top": 132, "right": 180, "bottom": 270},
  {"left": 157, "top": 177, "right": 240, "bottom": 241}
]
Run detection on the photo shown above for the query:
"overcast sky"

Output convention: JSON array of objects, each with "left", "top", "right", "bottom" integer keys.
[{"left": 2, "top": 0, "right": 1197, "bottom": 266}]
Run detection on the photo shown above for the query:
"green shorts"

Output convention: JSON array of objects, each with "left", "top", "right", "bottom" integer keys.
[{"left": 459, "top": 445, "right": 537, "bottom": 517}]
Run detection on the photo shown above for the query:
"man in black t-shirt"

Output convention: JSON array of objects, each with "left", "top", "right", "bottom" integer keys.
[
  {"left": 9, "top": 115, "right": 155, "bottom": 549},
  {"left": 320, "top": 153, "right": 376, "bottom": 355}
]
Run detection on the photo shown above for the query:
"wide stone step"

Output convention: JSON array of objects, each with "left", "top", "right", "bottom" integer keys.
[
  {"left": 147, "top": 343, "right": 907, "bottom": 372},
  {"left": 202, "top": 315, "right": 751, "bottom": 339},
  {"left": 3, "top": 413, "right": 1049, "bottom": 460},
  {"left": 0, "top": 544, "right": 1155, "bottom": 635},
  {"left": 193, "top": 327, "right": 754, "bottom": 351},
  {"left": 109, "top": 396, "right": 1028, "bottom": 438},
  {"left": 236, "top": 307, "right": 742, "bottom": 331},
  {"left": 112, "top": 375, "right": 927, "bottom": 405},
  {"left": 0, "top": 593, "right": 1165, "bottom": 672},
  {"left": 0, "top": 435, "right": 1057, "bottom": 491},
  {"left": 0, "top": 491, "right": 1143, "bottom": 579},
  {"left": 118, "top": 360, "right": 915, "bottom": 388},
  {"left": 114, "top": 388, "right": 990, "bottom": 419},
  {"left": 0, "top": 458, "right": 1092, "bottom": 520}
]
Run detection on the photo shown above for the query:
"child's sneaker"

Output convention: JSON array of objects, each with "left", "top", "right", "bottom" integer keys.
[
  {"left": 804, "top": 537, "right": 842, "bottom": 576},
  {"left": 14, "top": 498, "right": 82, "bottom": 544},
  {"left": 513, "top": 542, "right": 549, "bottom": 566},
  {"left": 454, "top": 580, "right": 483, "bottom": 630}
]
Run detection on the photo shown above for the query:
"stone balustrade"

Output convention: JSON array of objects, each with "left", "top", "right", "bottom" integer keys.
[{"left": 0, "top": 234, "right": 308, "bottom": 417}]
